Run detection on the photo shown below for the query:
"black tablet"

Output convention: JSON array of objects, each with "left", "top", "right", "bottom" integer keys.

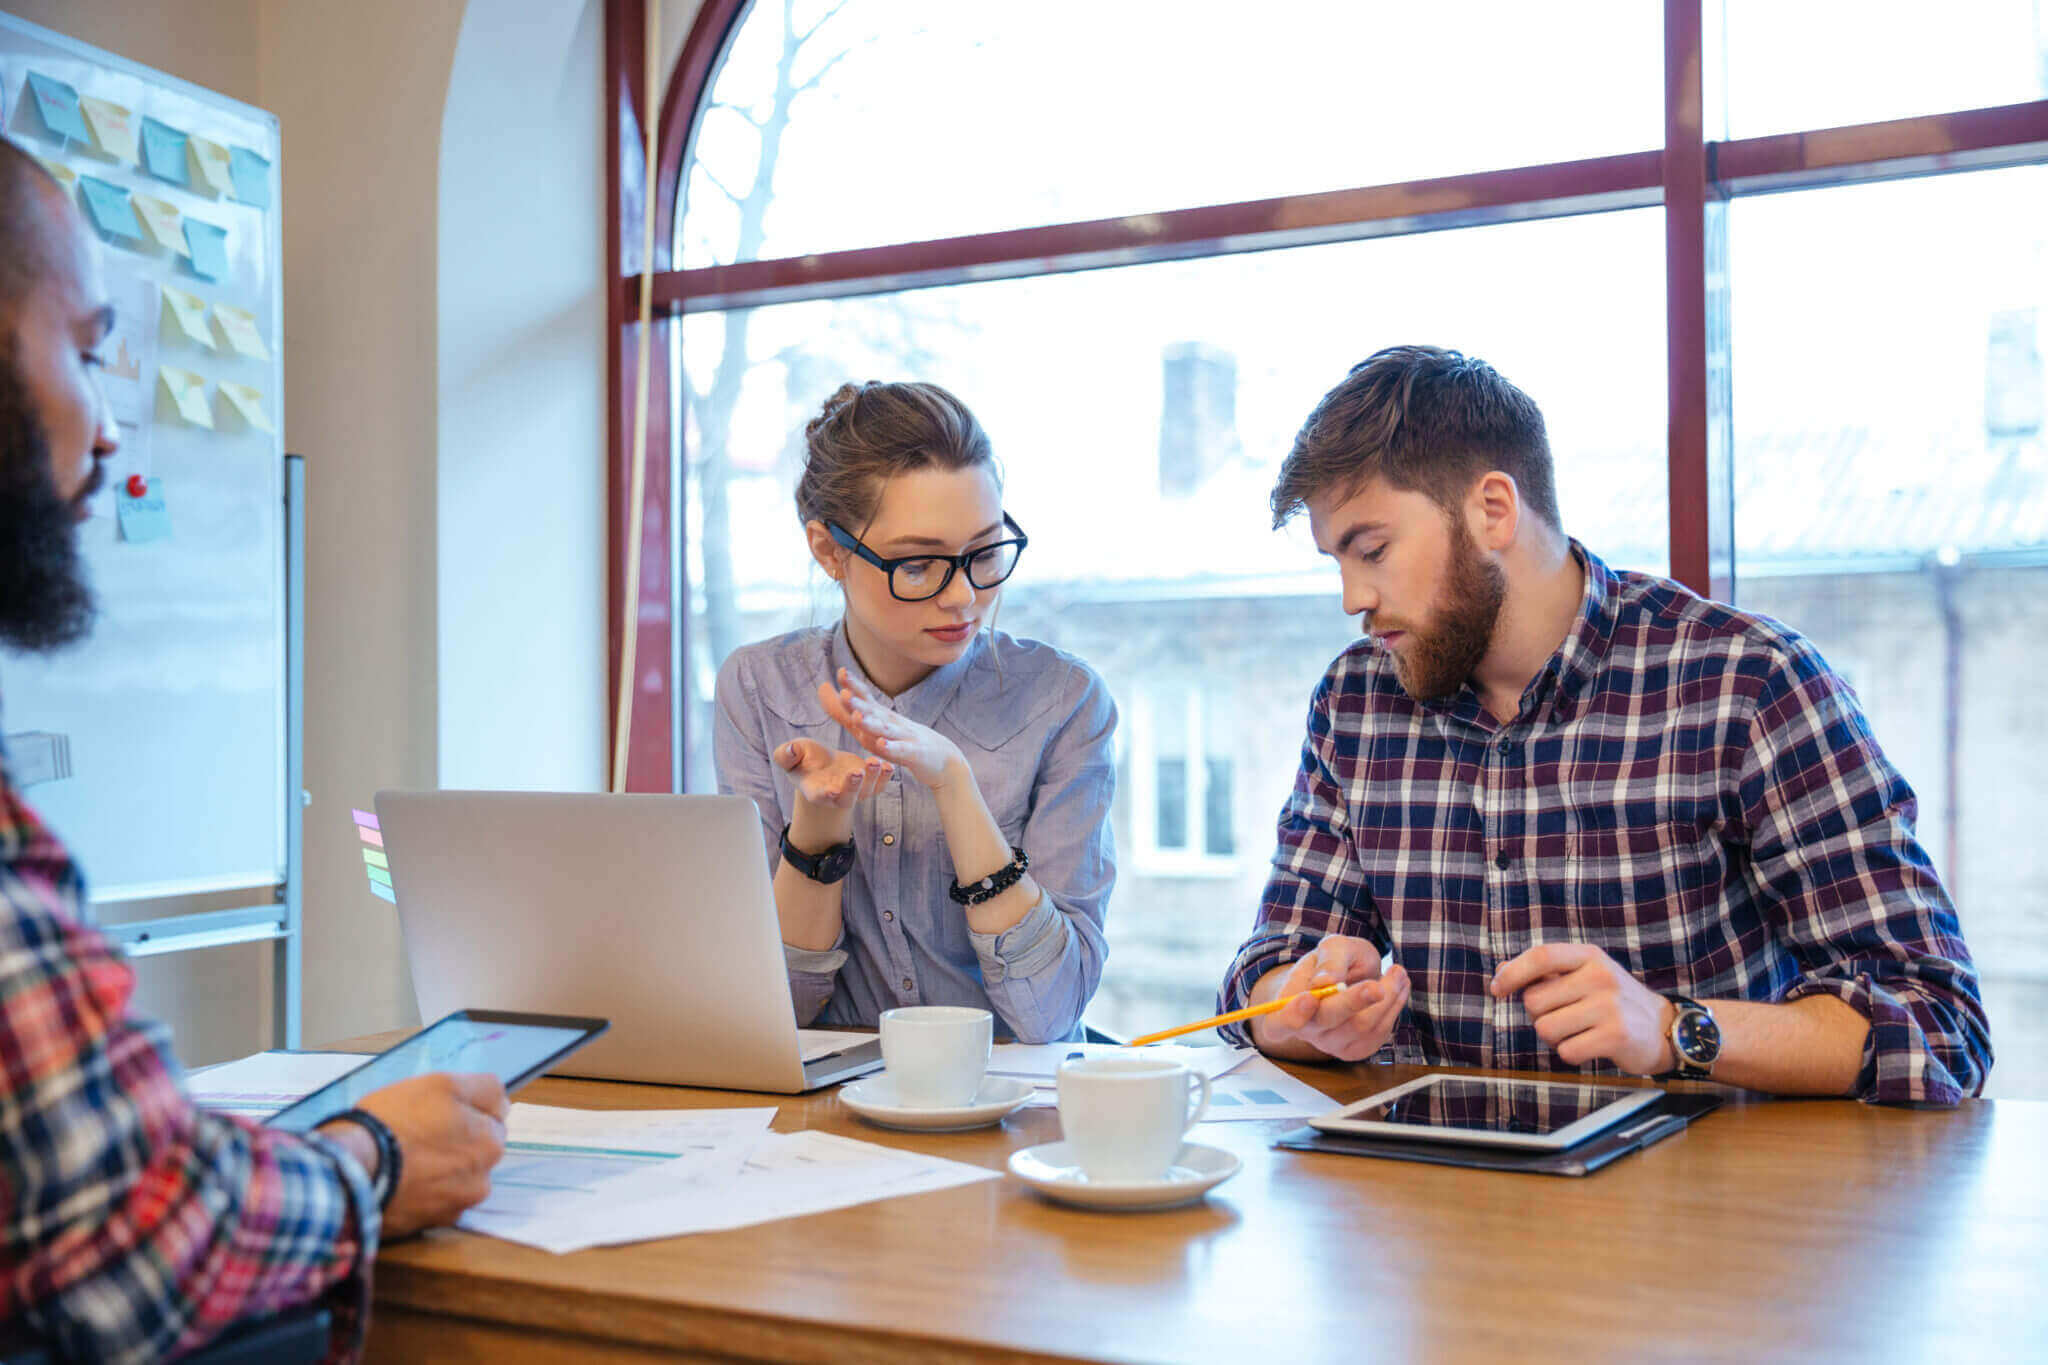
[
  {"left": 266, "top": 1009, "right": 608, "bottom": 1133},
  {"left": 1309, "top": 1074, "right": 1661, "bottom": 1151}
]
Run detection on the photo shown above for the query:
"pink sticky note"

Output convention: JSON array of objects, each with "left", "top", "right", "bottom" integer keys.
[
  {"left": 352, "top": 808, "right": 379, "bottom": 830},
  {"left": 360, "top": 828, "right": 384, "bottom": 848}
]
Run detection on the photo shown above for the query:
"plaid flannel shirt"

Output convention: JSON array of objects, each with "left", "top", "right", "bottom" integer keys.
[
  {"left": 0, "top": 765, "right": 378, "bottom": 1362},
  {"left": 1219, "top": 544, "right": 1991, "bottom": 1105}
]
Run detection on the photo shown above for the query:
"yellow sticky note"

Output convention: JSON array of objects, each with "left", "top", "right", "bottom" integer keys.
[
  {"left": 78, "top": 96, "right": 140, "bottom": 165},
  {"left": 217, "top": 381, "right": 275, "bottom": 434},
  {"left": 131, "top": 194, "right": 189, "bottom": 255},
  {"left": 36, "top": 156, "right": 79, "bottom": 195},
  {"left": 187, "top": 136, "right": 235, "bottom": 197},
  {"left": 159, "top": 286, "right": 216, "bottom": 350},
  {"left": 158, "top": 368, "right": 213, "bottom": 428},
  {"left": 210, "top": 303, "right": 270, "bottom": 360}
]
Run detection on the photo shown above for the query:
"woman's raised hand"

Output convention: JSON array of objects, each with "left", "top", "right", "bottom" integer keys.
[
  {"left": 774, "top": 736, "right": 892, "bottom": 813},
  {"left": 818, "top": 669, "right": 968, "bottom": 791}
]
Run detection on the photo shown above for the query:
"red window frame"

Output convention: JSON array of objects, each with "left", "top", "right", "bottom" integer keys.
[{"left": 605, "top": 0, "right": 2048, "bottom": 793}]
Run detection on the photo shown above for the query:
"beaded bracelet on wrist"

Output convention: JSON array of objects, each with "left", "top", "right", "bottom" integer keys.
[{"left": 948, "top": 846, "right": 1029, "bottom": 906}]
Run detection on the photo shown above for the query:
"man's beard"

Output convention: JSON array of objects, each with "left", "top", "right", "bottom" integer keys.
[
  {"left": 0, "top": 354, "right": 96, "bottom": 653},
  {"left": 1385, "top": 515, "right": 1505, "bottom": 703}
]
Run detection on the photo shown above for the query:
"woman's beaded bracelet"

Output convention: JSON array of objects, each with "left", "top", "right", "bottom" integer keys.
[{"left": 948, "top": 846, "right": 1030, "bottom": 906}]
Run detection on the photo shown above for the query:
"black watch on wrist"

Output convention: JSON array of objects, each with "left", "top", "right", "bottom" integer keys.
[
  {"left": 1659, "top": 994, "right": 1722, "bottom": 1080},
  {"left": 780, "top": 823, "right": 856, "bottom": 884}
]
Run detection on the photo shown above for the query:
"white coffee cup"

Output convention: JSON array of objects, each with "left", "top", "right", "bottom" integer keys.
[
  {"left": 878, "top": 1005, "right": 992, "bottom": 1108},
  {"left": 1056, "top": 1055, "right": 1212, "bottom": 1183}
]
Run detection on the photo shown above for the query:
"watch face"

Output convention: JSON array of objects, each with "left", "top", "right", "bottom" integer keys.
[
  {"left": 818, "top": 843, "right": 857, "bottom": 881},
  {"left": 1674, "top": 1007, "right": 1722, "bottom": 1065}
]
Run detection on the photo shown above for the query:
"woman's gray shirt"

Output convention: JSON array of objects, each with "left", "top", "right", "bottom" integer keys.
[{"left": 713, "top": 625, "right": 1117, "bottom": 1044}]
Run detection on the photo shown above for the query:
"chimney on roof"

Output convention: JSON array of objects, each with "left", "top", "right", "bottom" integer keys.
[
  {"left": 1159, "top": 342, "right": 1241, "bottom": 497},
  {"left": 1986, "top": 307, "right": 2043, "bottom": 440}
]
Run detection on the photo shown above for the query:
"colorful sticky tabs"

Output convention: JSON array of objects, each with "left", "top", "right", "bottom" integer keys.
[
  {"left": 160, "top": 286, "right": 216, "bottom": 349},
  {"left": 360, "top": 827, "right": 384, "bottom": 848},
  {"left": 76, "top": 175, "right": 143, "bottom": 245},
  {"left": 117, "top": 477, "right": 170, "bottom": 544},
  {"left": 36, "top": 157, "right": 79, "bottom": 194},
  {"left": 187, "top": 135, "right": 235, "bottom": 197},
  {"left": 217, "top": 381, "right": 274, "bottom": 433},
  {"left": 352, "top": 808, "right": 380, "bottom": 830},
  {"left": 183, "top": 219, "right": 229, "bottom": 282},
  {"left": 158, "top": 368, "right": 213, "bottom": 428},
  {"left": 211, "top": 303, "right": 269, "bottom": 359},
  {"left": 362, "top": 848, "right": 389, "bottom": 870},
  {"left": 368, "top": 881, "right": 397, "bottom": 904},
  {"left": 139, "top": 117, "right": 189, "bottom": 186},
  {"left": 228, "top": 146, "right": 271, "bottom": 208},
  {"left": 130, "top": 193, "right": 188, "bottom": 254},
  {"left": 366, "top": 864, "right": 393, "bottom": 888},
  {"left": 77, "top": 96, "right": 139, "bottom": 164},
  {"left": 24, "top": 73, "right": 90, "bottom": 144}
]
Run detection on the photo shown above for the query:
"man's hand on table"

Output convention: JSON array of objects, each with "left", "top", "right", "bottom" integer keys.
[
  {"left": 319, "top": 1072, "right": 511, "bottom": 1239},
  {"left": 1490, "top": 943, "right": 1674, "bottom": 1075},
  {"left": 1249, "top": 935, "right": 1410, "bottom": 1062}
]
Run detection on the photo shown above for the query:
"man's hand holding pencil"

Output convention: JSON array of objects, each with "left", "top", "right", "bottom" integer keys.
[{"left": 1247, "top": 936, "right": 1410, "bottom": 1063}]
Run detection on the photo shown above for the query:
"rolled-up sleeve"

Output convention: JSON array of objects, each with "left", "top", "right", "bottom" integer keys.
[
  {"left": 973, "top": 669, "right": 1117, "bottom": 1044},
  {"left": 713, "top": 650, "right": 845, "bottom": 1024},
  {"left": 1217, "top": 670, "right": 1386, "bottom": 1048},
  {"left": 1738, "top": 642, "right": 1992, "bottom": 1105}
]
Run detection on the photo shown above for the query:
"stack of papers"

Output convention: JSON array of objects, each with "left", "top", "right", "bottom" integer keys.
[{"left": 188, "top": 1050, "right": 372, "bottom": 1118}]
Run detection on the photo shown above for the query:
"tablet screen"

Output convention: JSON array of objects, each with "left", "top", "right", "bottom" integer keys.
[
  {"left": 1348, "top": 1077, "right": 1648, "bottom": 1137},
  {"left": 267, "top": 1012, "right": 598, "bottom": 1132}
]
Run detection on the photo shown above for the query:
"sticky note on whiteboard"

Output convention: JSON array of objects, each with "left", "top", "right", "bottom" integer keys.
[
  {"left": 211, "top": 303, "right": 269, "bottom": 359},
  {"left": 158, "top": 368, "right": 213, "bottom": 428},
  {"left": 78, "top": 96, "right": 139, "bottom": 164},
  {"left": 36, "top": 157, "right": 79, "bottom": 195},
  {"left": 131, "top": 194, "right": 188, "bottom": 254},
  {"left": 228, "top": 146, "right": 271, "bottom": 208},
  {"left": 139, "top": 117, "right": 190, "bottom": 186},
  {"left": 160, "top": 286, "right": 216, "bottom": 349},
  {"left": 24, "top": 72, "right": 91, "bottom": 144},
  {"left": 117, "top": 477, "right": 171, "bottom": 544},
  {"left": 217, "top": 381, "right": 275, "bottom": 433},
  {"left": 183, "top": 219, "right": 229, "bottom": 282},
  {"left": 76, "top": 176, "right": 143, "bottom": 245},
  {"left": 187, "top": 135, "right": 236, "bottom": 197}
]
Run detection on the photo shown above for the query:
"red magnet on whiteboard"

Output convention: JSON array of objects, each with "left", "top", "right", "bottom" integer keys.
[{"left": 126, "top": 475, "right": 148, "bottom": 498}]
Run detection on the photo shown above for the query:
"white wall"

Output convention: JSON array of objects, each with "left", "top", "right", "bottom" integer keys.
[{"left": 438, "top": 1, "right": 608, "bottom": 793}]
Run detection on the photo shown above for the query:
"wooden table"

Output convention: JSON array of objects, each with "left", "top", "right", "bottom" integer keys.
[{"left": 341, "top": 1034, "right": 2047, "bottom": 1363}]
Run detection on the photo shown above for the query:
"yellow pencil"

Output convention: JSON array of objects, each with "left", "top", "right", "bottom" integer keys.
[{"left": 1124, "top": 983, "right": 1345, "bottom": 1048}]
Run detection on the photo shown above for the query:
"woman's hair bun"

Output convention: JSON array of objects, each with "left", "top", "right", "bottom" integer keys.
[{"left": 805, "top": 382, "right": 867, "bottom": 443}]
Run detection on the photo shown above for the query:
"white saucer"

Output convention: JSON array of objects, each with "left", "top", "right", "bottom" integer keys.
[
  {"left": 1007, "top": 1140, "right": 1242, "bottom": 1210},
  {"left": 839, "top": 1074, "right": 1036, "bottom": 1131}
]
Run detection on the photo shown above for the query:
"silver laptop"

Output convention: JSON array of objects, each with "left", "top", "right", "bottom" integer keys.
[{"left": 373, "top": 790, "right": 883, "bottom": 1093}]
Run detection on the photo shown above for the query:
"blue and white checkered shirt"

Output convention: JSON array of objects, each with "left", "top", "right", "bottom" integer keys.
[{"left": 1219, "top": 544, "right": 1991, "bottom": 1104}]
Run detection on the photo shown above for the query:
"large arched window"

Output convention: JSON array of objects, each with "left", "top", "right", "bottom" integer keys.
[{"left": 609, "top": 0, "right": 2048, "bottom": 1087}]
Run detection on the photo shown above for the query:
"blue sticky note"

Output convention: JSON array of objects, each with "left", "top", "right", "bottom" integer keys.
[
  {"left": 139, "top": 117, "right": 189, "bottom": 186},
  {"left": 117, "top": 479, "right": 170, "bottom": 544},
  {"left": 25, "top": 73, "right": 91, "bottom": 145},
  {"left": 228, "top": 146, "right": 271, "bottom": 208},
  {"left": 183, "top": 219, "right": 229, "bottom": 282},
  {"left": 76, "top": 175, "right": 143, "bottom": 244},
  {"left": 368, "top": 881, "right": 397, "bottom": 904}
]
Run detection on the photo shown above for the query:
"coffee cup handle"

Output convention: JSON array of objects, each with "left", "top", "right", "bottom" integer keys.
[{"left": 1183, "top": 1071, "right": 1212, "bottom": 1131}]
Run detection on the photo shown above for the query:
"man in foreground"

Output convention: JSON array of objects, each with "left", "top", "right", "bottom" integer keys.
[
  {"left": 1219, "top": 344, "right": 1989, "bottom": 1104},
  {"left": 0, "top": 138, "right": 508, "bottom": 1361}
]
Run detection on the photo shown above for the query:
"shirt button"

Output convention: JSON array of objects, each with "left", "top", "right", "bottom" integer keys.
[
  {"left": 882, "top": 833, "right": 895, "bottom": 846},
  {"left": 1495, "top": 850, "right": 1512, "bottom": 870},
  {"left": 883, "top": 910, "right": 895, "bottom": 922},
  {"left": 901, "top": 977, "right": 914, "bottom": 992}
]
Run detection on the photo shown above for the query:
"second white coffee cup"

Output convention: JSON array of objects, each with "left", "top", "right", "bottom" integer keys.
[
  {"left": 1057, "top": 1055, "right": 1211, "bottom": 1182},
  {"left": 878, "top": 1005, "right": 992, "bottom": 1108}
]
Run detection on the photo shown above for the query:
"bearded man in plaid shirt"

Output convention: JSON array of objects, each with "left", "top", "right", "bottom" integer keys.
[
  {"left": 0, "top": 140, "right": 509, "bottom": 1361},
  {"left": 1219, "top": 345, "right": 1990, "bottom": 1105}
]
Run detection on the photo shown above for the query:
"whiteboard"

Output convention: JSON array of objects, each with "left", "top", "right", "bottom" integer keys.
[{"left": 0, "top": 15, "right": 286, "bottom": 902}]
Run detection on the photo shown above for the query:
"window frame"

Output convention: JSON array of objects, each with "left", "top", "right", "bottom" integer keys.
[{"left": 605, "top": 0, "right": 2048, "bottom": 793}]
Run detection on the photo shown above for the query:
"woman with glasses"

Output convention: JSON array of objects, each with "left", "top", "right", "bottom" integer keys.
[{"left": 713, "top": 380, "right": 1116, "bottom": 1046}]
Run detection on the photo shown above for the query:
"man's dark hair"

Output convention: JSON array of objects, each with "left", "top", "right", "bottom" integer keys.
[
  {"left": 0, "top": 138, "right": 63, "bottom": 323},
  {"left": 1270, "top": 345, "right": 1561, "bottom": 531}
]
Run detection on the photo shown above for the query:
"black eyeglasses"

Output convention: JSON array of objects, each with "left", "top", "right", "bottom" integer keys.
[{"left": 826, "top": 513, "right": 1029, "bottom": 603}]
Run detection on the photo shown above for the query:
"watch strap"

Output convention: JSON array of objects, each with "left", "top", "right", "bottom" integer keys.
[
  {"left": 1657, "top": 994, "right": 1718, "bottom": 1080},
  {"left": 329, "top": 1107, "right": 402, "bottom": 1211},
  {"left": 779, "top": 823, "right": 855, "bottom": 884}
]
